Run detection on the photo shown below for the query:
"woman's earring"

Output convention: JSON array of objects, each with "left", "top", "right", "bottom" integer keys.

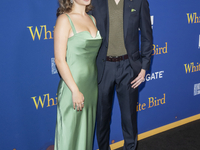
[{"left": 70, "top": 0, "right": 73, "bottom": 3}]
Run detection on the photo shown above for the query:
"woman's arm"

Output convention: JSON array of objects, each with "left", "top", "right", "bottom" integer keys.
[{"left": 54, "top": 14, "right": 84, "bottom": 111}]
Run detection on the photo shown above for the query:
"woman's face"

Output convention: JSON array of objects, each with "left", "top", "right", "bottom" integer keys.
[{"left": 74, "top": 0, "right": 91, "bottom": 6}]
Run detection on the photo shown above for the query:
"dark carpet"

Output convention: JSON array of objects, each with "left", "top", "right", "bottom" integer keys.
[{"left": 116, "top": 119, "right": 200, "bottom": 150}]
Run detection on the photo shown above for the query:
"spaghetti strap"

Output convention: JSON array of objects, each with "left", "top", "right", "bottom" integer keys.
[
  {"left": 89, "top": 15, "right": 96, "bottom": 27},
  {"left": 65, "top": 14, "right": 77, "bottom": 34}
]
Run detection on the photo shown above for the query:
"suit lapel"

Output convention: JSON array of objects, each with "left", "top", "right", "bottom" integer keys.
[
  {"left": 96, "top": 0, "right": 109, "bottom": 45},
  {"left": 123, "top": 0, "right": 131, "bottom": 40},
  {"left": 106, "top": 0, "right": 109, "bottom": 45}
]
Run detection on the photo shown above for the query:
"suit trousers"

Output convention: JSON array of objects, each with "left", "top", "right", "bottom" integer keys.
[{"left": 97, "top": 59, "right": 138, "bottom": 150}]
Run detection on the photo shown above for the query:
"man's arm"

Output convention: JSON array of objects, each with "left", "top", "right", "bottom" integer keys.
[
  {"left": 140, "top": 0, "right": 153, "bottom": 70},
  {"left": 131, "top": 0, "right": 153, "bottom": 89}
]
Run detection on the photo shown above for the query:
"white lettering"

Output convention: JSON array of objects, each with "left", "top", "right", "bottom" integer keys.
[{"left": 145, "top": 71, "right": 164, "bottom": 82}]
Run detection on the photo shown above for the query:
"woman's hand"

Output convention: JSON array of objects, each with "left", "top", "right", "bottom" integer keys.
[{"left": 72, "top": 90, "right": 84, "bottom": 111}]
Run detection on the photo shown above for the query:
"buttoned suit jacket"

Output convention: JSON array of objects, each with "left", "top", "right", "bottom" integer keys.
[{"left": 89, "top": 0, "right": 153, "bottom": 83}]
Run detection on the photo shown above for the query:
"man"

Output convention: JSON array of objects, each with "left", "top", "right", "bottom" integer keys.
[{"left": 90, "top": 0, "right": 153, "bottom": 149}]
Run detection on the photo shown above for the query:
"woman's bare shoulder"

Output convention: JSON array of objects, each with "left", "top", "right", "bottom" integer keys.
[{"left": 55, "top": 13, "right": 71, "bottom": 29}]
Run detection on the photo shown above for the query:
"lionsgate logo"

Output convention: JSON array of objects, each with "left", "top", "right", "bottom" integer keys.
[
  {"left": 151, "top": 15, "right": 154, "bottom": 29},
  {"left": 198, "top": 35, "right": 200, "bottom": 49},
  {"left": 51, "top": 58, "right": 58, "bottom": 74},
  {"left": 145, "top": 70, "right": 164, "bottom": 82},
  {"left": 194, "top": 83, "right": 200, "bottom": 96}
]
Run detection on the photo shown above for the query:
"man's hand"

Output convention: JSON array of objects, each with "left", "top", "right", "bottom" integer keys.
[{"left": 131, "top": 69, "right": 146, "bottom": 89}]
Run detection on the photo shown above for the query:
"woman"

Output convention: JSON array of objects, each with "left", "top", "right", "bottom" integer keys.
[{"left": 54, "top": 0, "right": 102, "bottom": 149}]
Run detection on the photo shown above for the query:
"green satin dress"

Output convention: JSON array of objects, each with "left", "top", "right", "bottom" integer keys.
[{"left": 54, "top": 14, "right": 102, "bottom": 150}]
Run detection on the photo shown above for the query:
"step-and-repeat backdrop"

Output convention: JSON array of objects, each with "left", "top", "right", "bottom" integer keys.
[{"left": 0, "top": 0, "right": 200, "bottom": 150}]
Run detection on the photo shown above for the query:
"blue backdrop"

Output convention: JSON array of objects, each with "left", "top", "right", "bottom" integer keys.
[{"left": 0, "top": 0, "right": 200, "bottom": 150}]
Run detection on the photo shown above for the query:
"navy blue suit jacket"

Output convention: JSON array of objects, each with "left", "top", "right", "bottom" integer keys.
[{"left": 89, "top": 0, "right": 153, "bottom": 83}]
